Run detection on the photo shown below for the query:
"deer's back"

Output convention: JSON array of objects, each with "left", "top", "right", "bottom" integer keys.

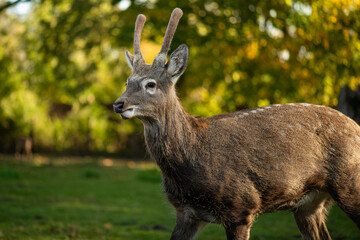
[{"left": 206, "top": 103, "right": 359, "bottom": 165}]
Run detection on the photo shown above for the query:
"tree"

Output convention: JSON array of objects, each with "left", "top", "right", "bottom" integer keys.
[{"left": 0, "top": 0, "right": 32, "bottom": 13}]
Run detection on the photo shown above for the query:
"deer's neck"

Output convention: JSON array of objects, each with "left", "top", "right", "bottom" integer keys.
[{"left": 142, "top": 96, "right": 203, "bottom": 177}]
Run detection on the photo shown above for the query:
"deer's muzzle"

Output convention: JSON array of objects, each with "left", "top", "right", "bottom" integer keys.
[{"left": 113, "top": 101, "right": 124, "bottom": 113}]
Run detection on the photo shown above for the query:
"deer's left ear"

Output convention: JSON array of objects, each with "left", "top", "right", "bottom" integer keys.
[
  {"left": 125, "top": 50, "right": 135, "bottom": 71},
  {"left": 166, "top": 44, "right": 189, "bottom": 84}
]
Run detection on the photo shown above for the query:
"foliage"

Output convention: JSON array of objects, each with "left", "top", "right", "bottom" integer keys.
[
  {"left": 0, "top": 156, "right": 359, "bottom": 239},
  {"left": 0, "top": 0, "right": 359, "bottom": 154}
]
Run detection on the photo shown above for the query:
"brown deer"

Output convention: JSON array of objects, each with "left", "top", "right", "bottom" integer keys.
[{"left": 113, "top": 8, "right": 360, "bottom": 240}]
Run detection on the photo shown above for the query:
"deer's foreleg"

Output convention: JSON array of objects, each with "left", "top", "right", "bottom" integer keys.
[
  {"left": 170, "top": 212, "right": 206, "bottom": 240},
  {"left": 224, "top": 223, "right": 252, "bottom": 240}
]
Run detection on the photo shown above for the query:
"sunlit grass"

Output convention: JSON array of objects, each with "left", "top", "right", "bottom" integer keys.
[{"left": 0, "top": 155, "right": 358, "bottom": 239}]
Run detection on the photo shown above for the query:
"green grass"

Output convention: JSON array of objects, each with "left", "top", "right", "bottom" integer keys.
[{"left": 0, "top": 155, "right": 358, "bottom": 240}]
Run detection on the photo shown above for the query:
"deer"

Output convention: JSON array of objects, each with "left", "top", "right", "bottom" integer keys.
[{"left": 113, "top": 8, "right": 360, "bottom": 240}]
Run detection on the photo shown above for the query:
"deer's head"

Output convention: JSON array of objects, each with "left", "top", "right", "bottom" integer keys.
[{"left": 113, "top": 8, "right": 188, "bottom": 121}]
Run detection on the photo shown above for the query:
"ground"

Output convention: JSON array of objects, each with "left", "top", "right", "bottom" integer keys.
[{"left": 0, "top": 155, "right": 359, "bottom": 240}]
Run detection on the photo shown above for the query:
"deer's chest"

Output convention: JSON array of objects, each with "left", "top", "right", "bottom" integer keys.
[{"left": 163, "top": 178, "right": 220, "bottom": 223}]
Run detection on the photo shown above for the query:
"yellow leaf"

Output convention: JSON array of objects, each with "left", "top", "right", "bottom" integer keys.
[{"left": 285, "top": 0, "right": 292, "bottom": 6}]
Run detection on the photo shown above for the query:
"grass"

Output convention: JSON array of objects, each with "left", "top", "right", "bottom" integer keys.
[{"left": 0, "top": 155, "right": 359, "bottom": 240}]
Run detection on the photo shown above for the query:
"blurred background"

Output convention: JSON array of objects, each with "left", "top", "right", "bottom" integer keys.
[
  {"left": 1, "top": 1, "right": 360, "bottom": 239},
  {"left": 0, "top": 0, "right": 359, "bottom": 158}
]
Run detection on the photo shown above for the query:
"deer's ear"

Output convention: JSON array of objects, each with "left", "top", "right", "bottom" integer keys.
[
  {"left": 125, "top": 50, "right": 134, "bottom": 71},
  {"left": 166, "top": 44, "right": 189, "bottom": 84}
]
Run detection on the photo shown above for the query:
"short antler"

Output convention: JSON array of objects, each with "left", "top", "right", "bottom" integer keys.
[
  {"left": 133, "top": 14, "right": 146, "bottom": 69},
  {"left": 153, "top": 8, "right": 183, "bottom": 67}
]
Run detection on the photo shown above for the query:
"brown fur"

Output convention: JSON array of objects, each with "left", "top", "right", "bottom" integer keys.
[{"left": 114, "top": 8, "right": 360, "bottom": 240}]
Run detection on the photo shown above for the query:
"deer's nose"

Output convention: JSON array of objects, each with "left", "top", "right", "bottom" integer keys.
[{"left": 113, "top": 101, "right": 124, "bottom": 113}]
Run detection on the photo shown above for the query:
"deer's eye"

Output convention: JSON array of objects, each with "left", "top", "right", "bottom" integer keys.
[{"left": 146, "top": 82, "right": 156, "bottom": 88}]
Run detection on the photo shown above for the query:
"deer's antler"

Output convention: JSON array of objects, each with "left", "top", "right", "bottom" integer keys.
[
  {"left": 133, "top": 14, "right": 146, "bottom": 70},
  {"left": 153, "top": 8, "right": 183, "bottom": 67}
]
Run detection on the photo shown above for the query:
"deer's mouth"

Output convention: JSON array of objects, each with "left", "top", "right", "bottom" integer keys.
[{"left": 120, "top": 107, "right": 136, "bottom": 119}]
